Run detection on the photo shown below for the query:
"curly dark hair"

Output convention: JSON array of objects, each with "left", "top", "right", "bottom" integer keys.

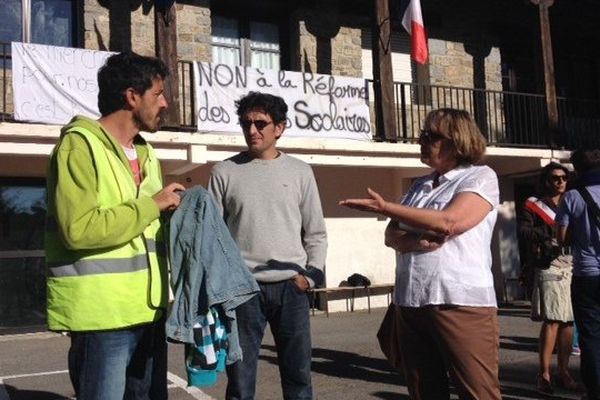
[
  {"left": 97, "top": 51, "right": 168, "bottom": 116},
  {"left": 235, "top": 92, "right": 288, "bottom": 124},
  {"left": 538, "top": 161, "right": 569, "bottom": 196}
]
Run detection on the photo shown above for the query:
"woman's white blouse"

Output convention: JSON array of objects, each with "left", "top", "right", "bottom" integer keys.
[{"left": 394, "top": 164, "right": 499, "bottom": 308}]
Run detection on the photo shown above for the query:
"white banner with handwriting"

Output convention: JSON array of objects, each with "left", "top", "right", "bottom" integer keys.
[
  {"left": 194, "top": 62, "right": 372, "bottom": 140},
  {"left": 12, "top": 42, "right": 111, "bottom": 124}
]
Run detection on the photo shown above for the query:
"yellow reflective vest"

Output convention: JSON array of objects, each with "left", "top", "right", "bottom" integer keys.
[{"left": 45, "top": 116, "right": 168, "bottom": 331}]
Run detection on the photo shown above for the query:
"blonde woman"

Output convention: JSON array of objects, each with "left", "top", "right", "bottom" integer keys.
[{"left": 340, "top": 108, "right": 501, "bottom": 399}]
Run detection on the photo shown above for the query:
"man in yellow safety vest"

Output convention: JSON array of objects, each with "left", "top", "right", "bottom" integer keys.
[{"left": 45, "top": 51, "right": 185, "bottom": 400}]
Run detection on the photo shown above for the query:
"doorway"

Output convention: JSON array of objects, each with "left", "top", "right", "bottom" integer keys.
[{"left": 0, "top": 178, "right": 46, "bottom": 333}]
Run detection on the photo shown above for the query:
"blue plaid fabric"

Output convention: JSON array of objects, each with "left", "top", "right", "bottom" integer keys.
[{"left": 185, "top": 306, "right": 229, "bottom": 387}]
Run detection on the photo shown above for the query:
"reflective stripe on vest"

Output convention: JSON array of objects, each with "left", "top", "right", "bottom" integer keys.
[{"left": 47, "top": 254, "right": 149, "bottom": 277}]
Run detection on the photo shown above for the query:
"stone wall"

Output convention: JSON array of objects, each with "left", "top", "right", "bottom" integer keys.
[
  {"left": 131, "top": 7, "right": 155, "bottom": 56},
  {"left": 0, "top": 69, "right": 13, "bottom": 116},
  {"left": 81, "top": 1, "right": 505, "bottom": 90},
  {"left": 83, "top": 1, "right": 109, "bottom": 51},
  {"left": 82, "top": 0, "right": 212, "bottom": 62},
  {"left": 297, "top": 19, "right": 317, "bottom": 73},
  {"left": 294, "top": 9, "right": 363, "bottom": 78},
  {"left": 331, "top": 25, "right": 363, "bottom": 78},
  {"left": 82, "top": 2, "right": 155, "bottom": 55},
  {"left": 485, "top": 48, "right": 502, "bottom": 92},
  {"left": 428, "top": 39, "right": 502, "bottom": 91},
  {"left": 426, "top": 36, "right": 505, "bottom": 140},
  {"left": 176, "top": 2, "right": 212, "bottom": 62}
]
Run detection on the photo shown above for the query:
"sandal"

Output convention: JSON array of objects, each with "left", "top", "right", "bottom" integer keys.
[{"left": 537, "top": 374, "right": 554, "bottom": 395}]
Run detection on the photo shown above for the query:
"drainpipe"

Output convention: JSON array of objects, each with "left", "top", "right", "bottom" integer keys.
[{"left": 22, "top": 0, "right": 31, "bottom": 42}]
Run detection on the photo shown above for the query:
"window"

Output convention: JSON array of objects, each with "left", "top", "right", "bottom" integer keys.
[
  {"left": 1, "top": 1, "right": 23, "bottom": 45},
  {"left": 0, "top": 180, "right": 47, "bottom": 330},
  {"left": 212, "top": 16, "right": 280, "bottom": 70},
  {"left": 0, "top": 0, "right": 76, "bottom": 47},
  {"left": 361, "top": 28, "right": 414, "bottom": 107},
  {"left": 361, "top": 29, "right": 413, "bottom": 85},
  {"left": 361, "top": 28, "right": 431, "bottom": 106}
]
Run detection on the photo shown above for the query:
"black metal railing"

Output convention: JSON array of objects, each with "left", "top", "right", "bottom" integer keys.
[
  {"left": 367, "top": 80, "right": 600, "bottom": 149},
  {"left": 0, "top": 41, "right": 11, "bottom": 121},
  {"left": 2, "top": 41, "right": 599, "bottom": 149},
  {"left": 557, "top": 97, "right": 600, "bottom": 149},
  {"left": 178, "top": 60, "right": 196, "bottom": 130}
]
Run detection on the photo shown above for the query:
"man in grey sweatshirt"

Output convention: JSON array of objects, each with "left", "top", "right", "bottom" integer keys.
[{"left": 208, "top": 91, "right": 327, "bottom": 400}]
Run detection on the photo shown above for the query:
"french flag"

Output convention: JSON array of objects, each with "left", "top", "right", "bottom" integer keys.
[{"left": 401, "top": 0, "right": 428, "bottom": 65}]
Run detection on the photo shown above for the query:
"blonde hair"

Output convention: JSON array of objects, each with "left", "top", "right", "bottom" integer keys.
[{"left": 423, "top": 108, "right": 487, "bottom": 164}]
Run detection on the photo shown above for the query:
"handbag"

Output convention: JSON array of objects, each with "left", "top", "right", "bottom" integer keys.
[
  {"left": 376, "top": 303, "right": 402, "bottom": 369},
  {"left": 347, "top": 273, "right": 371, "bottom": 287}
]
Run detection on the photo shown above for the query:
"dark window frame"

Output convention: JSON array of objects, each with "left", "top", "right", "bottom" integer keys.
[
  {"left": 0, "top": 0, "right": 82, "bottom": 63},
  {"left": 210, "top": 10, "right": 289, "bottom": 70}
]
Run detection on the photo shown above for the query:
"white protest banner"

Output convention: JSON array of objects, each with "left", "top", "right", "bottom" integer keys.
[
  {"left": 12, "top": 42, "right": 112, "bottom": 125},
  {"left": 194, "top": 62, "right": 372, "bottom": 141}
]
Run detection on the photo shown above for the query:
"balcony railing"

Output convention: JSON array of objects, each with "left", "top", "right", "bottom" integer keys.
[
  {"left": 2, "top": 42, "right": 599, "bottom": 149},
  {"left": 0, "top": 42, "right": 10, "bottom": 122},
  {"left": 367, "top": 80, "right": 600, "bottom": 149}
]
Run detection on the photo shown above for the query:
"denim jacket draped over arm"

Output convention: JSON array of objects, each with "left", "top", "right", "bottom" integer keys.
[{"left": 166, "top": 186, "right": 259, "bottom": 364}]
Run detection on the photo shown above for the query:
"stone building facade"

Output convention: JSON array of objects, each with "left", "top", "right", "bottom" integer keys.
[{"left": 79, "top": 0, "right": 503, "bottom": 92}]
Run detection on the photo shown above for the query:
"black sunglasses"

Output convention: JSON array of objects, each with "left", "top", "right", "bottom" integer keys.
[
  {"left": 419, "top": 130, "right": 448, "bottom": 142},
  {"left": 240, "top": 119, "right": 273, "bottom": 131},
  {"left": 550, "top": 175, "right": 568, "bottom": 183}
]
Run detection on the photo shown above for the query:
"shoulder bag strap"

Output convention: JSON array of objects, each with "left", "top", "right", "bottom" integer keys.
[{"left": 577, "top": 187, "right": 600, "bottom": 229}]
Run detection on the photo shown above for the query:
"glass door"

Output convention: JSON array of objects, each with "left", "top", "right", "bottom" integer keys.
[{"left": 0, "top": 180, "right": 47, "bottom": 332}]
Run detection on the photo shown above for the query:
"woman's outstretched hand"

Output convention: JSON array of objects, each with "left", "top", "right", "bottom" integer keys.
[{"left": 339, "top": 188, "right": 388, "bottom": 215}]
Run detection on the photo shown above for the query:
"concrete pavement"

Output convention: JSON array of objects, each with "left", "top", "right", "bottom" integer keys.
[{"left": 0, "top": 303, "right": 584, "bottom": 399}]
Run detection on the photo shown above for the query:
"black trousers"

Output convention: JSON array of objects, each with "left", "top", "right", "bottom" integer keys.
[{"left": 572, "top": 275, "right": 600, "bottom": 400}]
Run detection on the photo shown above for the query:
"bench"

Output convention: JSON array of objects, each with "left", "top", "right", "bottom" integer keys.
[{"left": 308, "top": 283, "right": 394, "bottom": 317}]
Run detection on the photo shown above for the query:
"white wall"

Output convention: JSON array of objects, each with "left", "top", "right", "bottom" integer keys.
[
  {"left": 490, "top": 180, "right": 521, "bottom": 303},
  {"left": 314, "top": 166, "right": 406, "bottom": 312}
]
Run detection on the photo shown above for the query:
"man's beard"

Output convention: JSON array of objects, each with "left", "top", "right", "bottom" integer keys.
[{"left": 134, "top": 112, "right": 160, "bottom": 133}]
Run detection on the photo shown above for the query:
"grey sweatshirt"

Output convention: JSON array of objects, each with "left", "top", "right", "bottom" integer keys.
[{"left": 208, "top": 152, "right": 328, "bottom": 286}]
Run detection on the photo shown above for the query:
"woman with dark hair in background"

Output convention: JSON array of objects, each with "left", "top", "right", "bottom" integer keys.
[
  {"left": 517, "top": 162, "right": 578, "bottom": 395},
  {"left": 557, "top": 148, "right": 600, "bottom": 400}
]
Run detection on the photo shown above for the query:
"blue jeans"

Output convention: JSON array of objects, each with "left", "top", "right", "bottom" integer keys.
[
  {"left": 68, "top": 320, "right": 167, "bottom": 400},
  {"left": 572, "top": 275, "right": 600, "bottom": 400},
  {"left": 226, "top": 280, "right": 313, "bottom": 400}
]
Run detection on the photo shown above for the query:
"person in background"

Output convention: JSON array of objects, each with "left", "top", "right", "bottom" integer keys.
[
  {"left": 557, "top": 148, "right": 600, "bottom": 400},
  {"left": 45, "top": 51, "right": 185, "bottom": 400},
  {"left": 517, "top": 162, "right": 578, "bottom": 395},
  {"left": 340, "top": 108, "right": 501, "bottom": 399},
  {"left": 208, "top": 91, "right": 327, "bottom": 400}
]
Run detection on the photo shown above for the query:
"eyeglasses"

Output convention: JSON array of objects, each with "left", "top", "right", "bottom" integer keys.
[
  {"left": 419, "top": 130, "right": 448, "bottom": 143},
  {"left": 240, "top": 119, "right": 273, "bottom": 131},
  {"left": 550, "top": 175, "right": 568, "bottom": 183}
]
